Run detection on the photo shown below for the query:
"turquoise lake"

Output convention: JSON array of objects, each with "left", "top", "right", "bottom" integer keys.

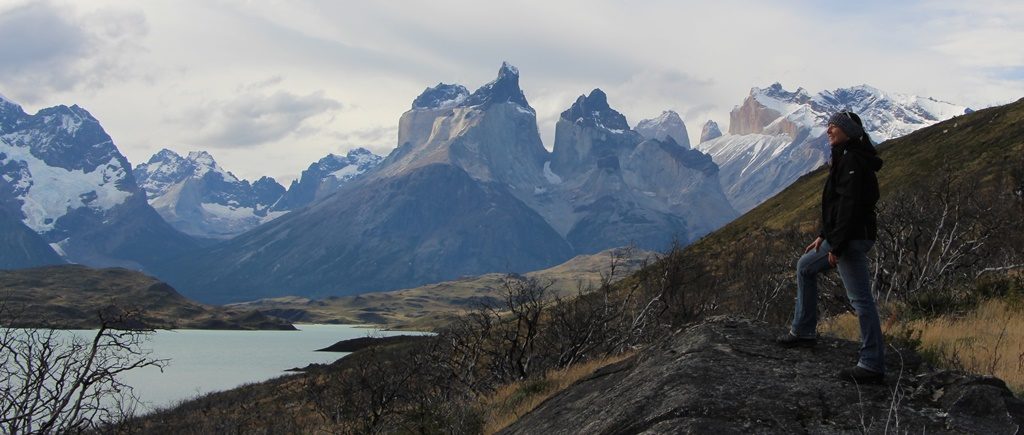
[{"left": 57, "top": 324, "right": 424, "bottom": 412}]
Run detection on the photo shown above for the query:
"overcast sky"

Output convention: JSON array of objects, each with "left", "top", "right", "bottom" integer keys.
[{"left": 1, "top": 0, "right": 1022, "bottom": 183}]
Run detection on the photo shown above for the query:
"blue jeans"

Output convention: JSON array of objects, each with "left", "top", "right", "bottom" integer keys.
[{"left": 791, "top": 239, "right": 885, "bottom": 374}]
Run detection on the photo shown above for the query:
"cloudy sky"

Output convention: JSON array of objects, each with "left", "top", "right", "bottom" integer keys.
[{"left": 1, "top": 0, "right": 1021, "bottom": 183}]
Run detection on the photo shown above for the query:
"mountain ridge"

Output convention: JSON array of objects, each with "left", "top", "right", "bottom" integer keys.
[
  {"left": 0, "top": 95, "right": 197, "bottom": 270},
  {"left": 700, "top": 82, "right": 970, "bottom": 212},
  {"left": 153, "top": 64, "right": 736, "bottom": 303}
]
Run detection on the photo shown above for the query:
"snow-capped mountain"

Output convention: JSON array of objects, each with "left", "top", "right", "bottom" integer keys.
[
  {"left": 0, "top": 95, "right": 196, "bottom": 269},
  {"left": 635, "top": 110, "right": 691, "bottom": 149},
  {"left": 155, "top": 64, "right": 737, "bottom": 303},
  {"left": 273, "top": 148, "right": 383, "bottom": 211},
  {"left": 134, "top": 149, "right": 286, "bottom": 239},
  {"left": 699, "top": 120, "right": 722, "bottom": 143},
  {"left": 699, "top": 83, "right": 971, "bottom": 212}
]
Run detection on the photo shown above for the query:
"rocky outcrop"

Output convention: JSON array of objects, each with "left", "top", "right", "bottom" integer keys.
[
  {"left": 728, "top": 93, "right": 781, "bottom": 135},
  {"left": 504, "top": 317, "right": 1024, "bottom": 434},
  {"left": 699, "top": 120, "right": 722, "bottom": 143},
  {"left": 635, "top": 110, "right": 690, "bottom": 149},
  {"left": 728, "top": 83, "right": 813, "bottom": 136}
]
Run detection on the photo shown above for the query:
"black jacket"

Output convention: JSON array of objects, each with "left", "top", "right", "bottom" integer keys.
[{"left": 819, "top": 138, "right": 883, "bottom": 256}]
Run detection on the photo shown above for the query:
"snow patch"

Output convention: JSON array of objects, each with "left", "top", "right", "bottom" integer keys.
[
  {"left": 1, "top": 135, "right": 132, "bottom": 232},
  {"left": 543, "top": 161, "right": 563, "bottom": 184},
  {"left": 514, "top": 104, "right": 536, "bottom": 116},
  {"left": 200, "top": 202, "right": 259, "bottom": 220},
  {"left": 60, "top": 114, "right": 83, "bottom": 136},
  {"left": 186, "top": 151, "right": 237, "bottom": 182},
  {"left": 752, "top": 90, "right": 804, "bottom": 118},
  {"left": 329, "top": 164, "right": 362, "bottom": 179},
  {"left": 260, "top": 210, "right": 288, "bottom": 223},
  {"left": 49, "top": 241, "right": 67, "bottom": 257},
  {"left": 435, "top": 94, "right": 467, "bottom": 109}
]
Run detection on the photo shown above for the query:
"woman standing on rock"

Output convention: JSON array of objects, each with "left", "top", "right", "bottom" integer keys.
[{"left": 776, "top": 110, "right": 886, "bottom": 384}]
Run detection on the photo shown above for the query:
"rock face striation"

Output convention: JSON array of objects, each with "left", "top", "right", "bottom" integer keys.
[
  {"left": 700, "top": 83, "right": 970, "bottom": 212},
  {"left": 155, "top": 64, "right": 737, "bottom": 303},
  {"left": 0, "top": 96, "right": 196, "bottom": 270},
  {"left": 503, "top": 317, "right": 1024, "bottom": 434}
]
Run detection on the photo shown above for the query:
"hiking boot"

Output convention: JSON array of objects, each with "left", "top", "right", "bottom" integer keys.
[
  {"left": 837, "top": 366, "right": 885, "bottom": 385},
  {"left": 775, "top": 332, "right": 817, "bottom": 348}
]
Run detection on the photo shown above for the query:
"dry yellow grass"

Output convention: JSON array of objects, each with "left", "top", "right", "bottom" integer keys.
[
  {"left": 479, "top": 351, "right": 637, "bottom": 434},
  {"left": 823, "top": 299, "right": 1024, "bottom": 394}
]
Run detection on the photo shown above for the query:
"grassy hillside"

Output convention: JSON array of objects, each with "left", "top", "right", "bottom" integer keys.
[{"left": 0, "top": 265, "right": 294, "bottom": 330}]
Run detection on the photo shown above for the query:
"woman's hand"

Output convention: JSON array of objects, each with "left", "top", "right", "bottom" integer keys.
[
  {"left": 828, "top": 252, "right": 838, "bottom": 268},
  {"left": 805, "top": 237, "right": 824, "bottom": 253}
]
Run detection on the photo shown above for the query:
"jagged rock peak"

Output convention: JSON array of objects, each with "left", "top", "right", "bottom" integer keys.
[
  {"left": 253, "top": 175, "right": 281, "bottom": 187},
  {"left": 459, "top": 62, "right": 533, "bottom": 111},
  {"left": 560, "top": 88, "right": 630, "bottom": 132},
  {"left": 411, "top": 83, "right": 469, "bottom": 110},
  {"left": 346, "top": 147, "right": 378, "bottom": 159},
  {"left": 186, "top": 150, "right": 217, "bottom": 166},
  {"left": 313, "top": 148, "right": 382, "bottom": 170},
  {"left": 148, "top": 148, "right": 183, "bottom": 164},
  {"left": 252, "top": 176, "right": 286, "bottom": 198},
  {"left": 636, "top": 110, "right": 690, "bottom": 148},
  {"left": 136, "top": 148, "right": 236, "bottom": 189},
  {"left": 700, "top": 120, "right": 722, "bottom": 143},
  {"left": 752, "top": 82, "right": 812, "bottom": 104}
]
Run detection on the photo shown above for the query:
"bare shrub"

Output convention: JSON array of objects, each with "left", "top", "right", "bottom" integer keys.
[
  {"left": 873, "top": 174, "right": 1023, "bottom": 316},
  {"left": 1, "top": 306, "right": 165, "bottom": 434},
  {"left": 543, "top": 248, "right": 662, "bottom": 369}
]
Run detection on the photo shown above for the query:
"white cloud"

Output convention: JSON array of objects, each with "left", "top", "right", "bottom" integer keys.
[
  {"left": 0, "top": 1, "right": 146, "bottom": 103},
  {"left": 180, "top": 90, "right": 342, "bottom": 148}
]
